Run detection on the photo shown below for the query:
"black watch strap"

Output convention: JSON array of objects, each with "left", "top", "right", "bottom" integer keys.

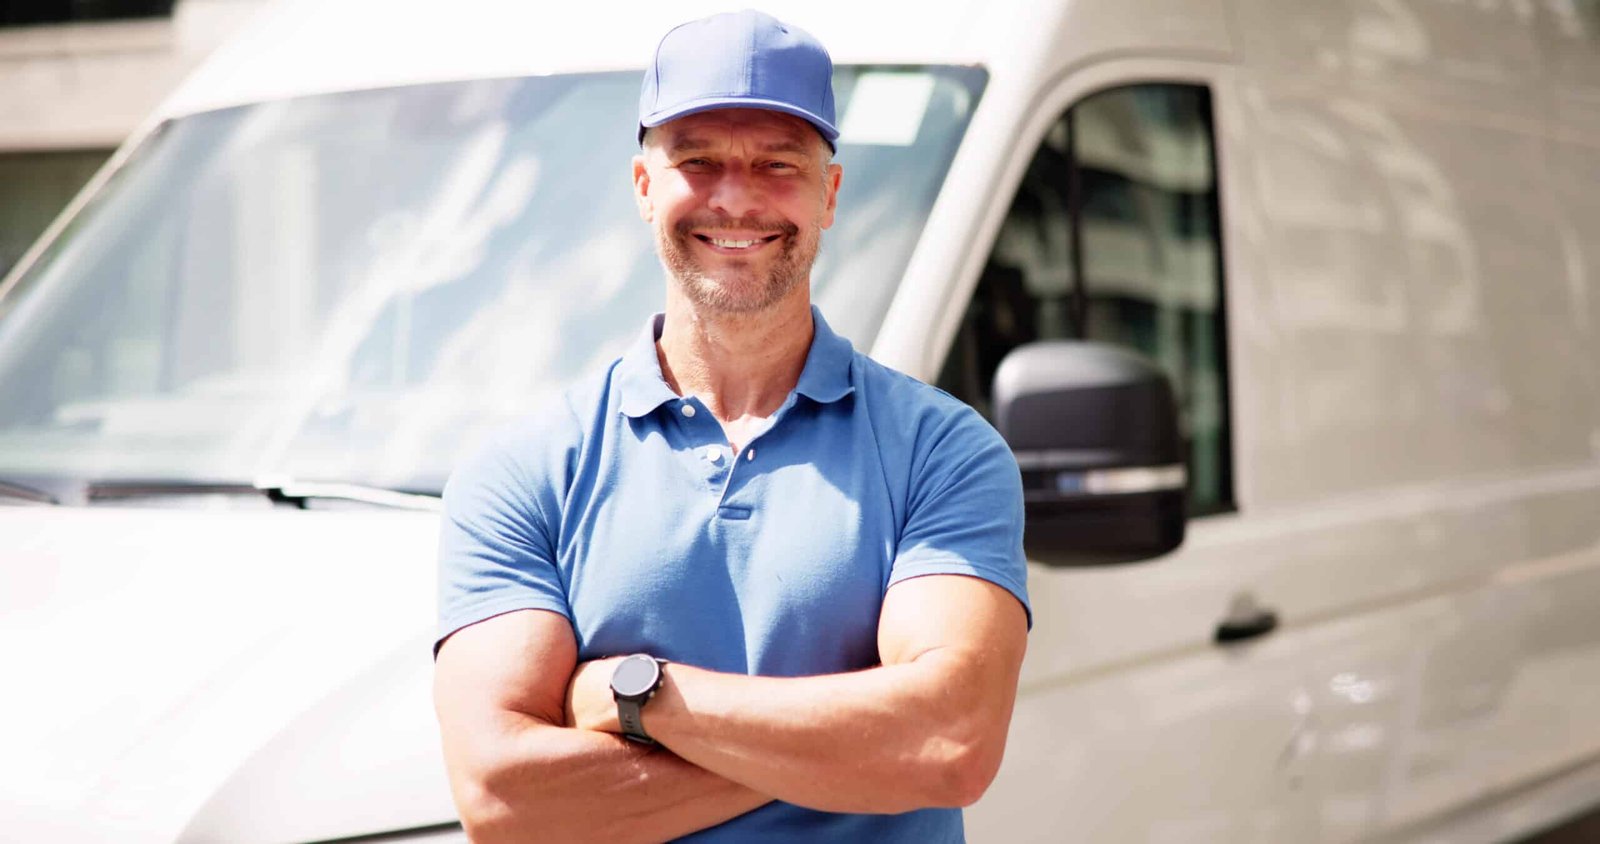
[{"left": 618, "top": 697, "right": 653, "bottom": 745}]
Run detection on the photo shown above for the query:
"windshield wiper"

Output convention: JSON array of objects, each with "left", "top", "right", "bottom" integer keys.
[
  {"left": 260, "top": 479, "right": 442, "bottom": 512},
  {"left": 84, "top": 478, "right": 441, "bottom": 511},
  {"left": 0, "top": 478, "right": 60, "bottom": 505}
]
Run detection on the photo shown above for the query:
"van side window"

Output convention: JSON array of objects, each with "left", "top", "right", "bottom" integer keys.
[{"left": 937, "top": 83, "right": 1233, "bottom": 515}]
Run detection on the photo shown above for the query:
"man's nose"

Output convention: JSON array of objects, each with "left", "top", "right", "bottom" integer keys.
[{"left": 707, "top": 166, "right": 764, "bottom": 220}]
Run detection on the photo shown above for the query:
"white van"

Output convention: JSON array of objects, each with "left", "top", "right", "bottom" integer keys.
[{"left": 3, "top": 0, "right": 1598, "bottom": 841}]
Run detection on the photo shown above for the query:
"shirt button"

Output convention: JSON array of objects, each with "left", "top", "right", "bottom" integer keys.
[
  {"left": 746, "top": 448, "right": 755, "bottom": 461},
  {"left": 704, "top": 446, "right": 722, "bottom": 463},
  {"left": 681, "top": 403, "right": 696, "bottom": 418}
]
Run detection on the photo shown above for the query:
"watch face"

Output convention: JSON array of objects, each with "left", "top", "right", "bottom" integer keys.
[{"left": 612, "top": 655, "right": 660, "bottom": 698}]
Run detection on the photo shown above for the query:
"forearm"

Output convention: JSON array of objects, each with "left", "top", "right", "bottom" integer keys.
[
  {"left": 449, "top": 714, "right": 768, "bottom": 843},
  {"left": 643, "top": 652, "right": 1003, "bottom": 814}
]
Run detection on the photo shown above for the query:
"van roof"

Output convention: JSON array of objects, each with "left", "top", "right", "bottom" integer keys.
[{"left": 158, "top": 0, "right": 1030, "bottom": 119}]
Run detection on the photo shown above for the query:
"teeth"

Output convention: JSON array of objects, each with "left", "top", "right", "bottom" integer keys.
[{"left": 709, "top": 237, "right": 761, "bottom": 248}]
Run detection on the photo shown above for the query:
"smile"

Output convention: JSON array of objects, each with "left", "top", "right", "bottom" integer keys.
[{"left": 693, "top": 233, "right": 782, "bottom": 252}]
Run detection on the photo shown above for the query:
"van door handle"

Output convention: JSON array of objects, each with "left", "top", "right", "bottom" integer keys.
[{"left": 1214, "top": 593, "right": 1279, "bottom": 645}]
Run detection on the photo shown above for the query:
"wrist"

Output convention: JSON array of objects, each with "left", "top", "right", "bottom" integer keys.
[
  {"left": 633, "top": 661, "right": 697, "bottom": 745},
  {"left": 610, "top": 654, "right": 668, "bottom": 744}
]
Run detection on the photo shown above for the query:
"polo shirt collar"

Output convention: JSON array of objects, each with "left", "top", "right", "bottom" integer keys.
[
  {"left": 616, "top": 306, "right": 856, "bottom": 419},
  {"left": 617, "top": 313, "right": 679, "bottom": 418},
  {"left": 793, "top": 306, "right": 856, "bottom": 405}
]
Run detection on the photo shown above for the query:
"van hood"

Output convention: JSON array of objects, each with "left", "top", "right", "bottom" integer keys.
[{"left": 0, "top": 504, "right": 459, "bottom": 843}]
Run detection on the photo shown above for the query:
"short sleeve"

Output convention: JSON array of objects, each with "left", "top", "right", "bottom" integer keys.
[
  {"left": 889, "top": 407, "right": 1032, "bottom": 628},
  {"left": 434, "top": 430, "right": 572, "bottom": 656}
]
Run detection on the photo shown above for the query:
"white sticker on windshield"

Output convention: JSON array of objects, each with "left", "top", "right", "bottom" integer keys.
[{"left": 837, "top": 73, "right": 936, "bottom": 147}]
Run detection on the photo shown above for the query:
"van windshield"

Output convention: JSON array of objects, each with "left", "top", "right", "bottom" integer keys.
[{"left": 0, "top": 68, "right": 984, "bottom": 498}]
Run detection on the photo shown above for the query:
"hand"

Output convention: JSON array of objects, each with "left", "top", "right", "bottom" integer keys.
[{"left": 565, "top": 656, "right": 624, "bottom": 734}]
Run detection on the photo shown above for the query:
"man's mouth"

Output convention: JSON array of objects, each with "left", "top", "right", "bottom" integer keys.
[{"left": 692, "top": 233, "right": 783, "bottom": 252}]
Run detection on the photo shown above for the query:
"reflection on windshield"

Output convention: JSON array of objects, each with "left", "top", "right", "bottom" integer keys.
[{"left": 0, "top": 68, "right": 984, "bottom": 494}]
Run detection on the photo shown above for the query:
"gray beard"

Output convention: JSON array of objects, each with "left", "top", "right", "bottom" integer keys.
[{"left": 656, "top": 217, "right": 820, "bottom": 315}]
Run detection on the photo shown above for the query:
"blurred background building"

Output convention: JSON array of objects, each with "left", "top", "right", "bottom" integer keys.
[{"left": 0, "top": 0, "right": 266, "bottom": 277}]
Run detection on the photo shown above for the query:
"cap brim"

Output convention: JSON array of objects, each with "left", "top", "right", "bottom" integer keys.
[{"left": 639, "top": 96, "right": 838, "bottom": 152}]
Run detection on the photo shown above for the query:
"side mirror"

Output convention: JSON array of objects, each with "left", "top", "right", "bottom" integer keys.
[{"left": 992, "top": 341, "right": 1187, "bottom": 566}]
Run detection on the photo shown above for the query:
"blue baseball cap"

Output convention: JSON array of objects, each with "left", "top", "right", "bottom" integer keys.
[{"left": 639, "top": 10, "right": 838, "bottom": 153}]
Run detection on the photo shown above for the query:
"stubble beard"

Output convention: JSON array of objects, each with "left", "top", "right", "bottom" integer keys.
[{"left": 656, "top": 215, "right": 821, "bottom": 315}]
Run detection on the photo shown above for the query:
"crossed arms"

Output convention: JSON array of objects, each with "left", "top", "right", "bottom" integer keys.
[{"left": 432, "top": 573, "right": 1028, "bottom": 843}]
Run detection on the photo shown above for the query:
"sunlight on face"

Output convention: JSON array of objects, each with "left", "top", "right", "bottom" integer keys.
[{"left": 638, "top": 109, "right": 840, "bottom": 314}]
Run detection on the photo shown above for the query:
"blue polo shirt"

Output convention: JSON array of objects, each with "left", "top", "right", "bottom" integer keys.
[{"left": 437, "top": 307, "right": 1029, "bottom": 842}]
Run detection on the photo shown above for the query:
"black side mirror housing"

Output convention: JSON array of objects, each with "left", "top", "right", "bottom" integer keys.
[{"left": 992, "top": 341, "right": 1187, "bottom": 566}]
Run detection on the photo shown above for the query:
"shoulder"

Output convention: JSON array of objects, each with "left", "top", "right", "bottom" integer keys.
[{"left": 849, "top": 351, "right": 1008, "bottom": 457}]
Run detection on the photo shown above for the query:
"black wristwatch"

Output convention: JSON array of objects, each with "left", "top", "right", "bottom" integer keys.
[{"left": 610, "top": 654, "right": 667, "bottom": 745}]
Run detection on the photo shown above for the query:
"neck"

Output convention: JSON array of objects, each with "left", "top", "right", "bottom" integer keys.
[{"left": 657, "top": 285, "right": 814, "bottom": 429}]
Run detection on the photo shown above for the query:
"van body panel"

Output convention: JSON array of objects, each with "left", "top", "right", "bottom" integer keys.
[
  {"left": 1228, "top": 0, "right": 1549, "bottom": 124},
  {"left": 0, "top": 506, "right": 450, "bottom": 842},
  {"left": 1218, "top": 4, "right": 1600, "bottom": 837},
  {"left": 967, "top": 620, "right": 1315, "bottom": 842},
  {"left": 157, "top": 0, "right": 1233, "bottom": 125},
  {"left": 157, "top": 0, "right": 990, "bottom": 121}
]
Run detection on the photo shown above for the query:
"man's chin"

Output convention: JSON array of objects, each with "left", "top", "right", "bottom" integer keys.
[{"left": 678, "top": 272, "right": 798, "bottom": 315}]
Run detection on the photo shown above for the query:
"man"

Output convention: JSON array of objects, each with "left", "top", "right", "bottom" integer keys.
[{"left": 432, "top": 10, "right": 1030, "bottom": 842}]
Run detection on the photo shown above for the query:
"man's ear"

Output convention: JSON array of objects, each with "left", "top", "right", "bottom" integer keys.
[
  {"left": 632, "top": 154, "right": 654, "bottom": 223},
  {"left": 820, "top": 162, "right": 843, "bottom": 230}
]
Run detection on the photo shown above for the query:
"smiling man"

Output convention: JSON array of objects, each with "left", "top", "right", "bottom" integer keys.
[{"left": 432, "top": 10, "right": 1030, "bottom": 843}]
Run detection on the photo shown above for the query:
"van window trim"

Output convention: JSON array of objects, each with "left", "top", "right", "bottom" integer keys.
[{"left": 924, "top": 59, "right": 1240, "bottom": 518}]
